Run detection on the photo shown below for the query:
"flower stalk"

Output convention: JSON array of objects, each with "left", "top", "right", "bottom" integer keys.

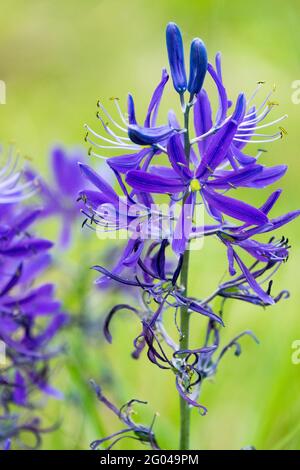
[
  {"left": 80, "top": 21, "right": 300, "bottom": 451},
  {"left": 179, "top": 102, "right": 192, "bottom": 450},
  {"left": 179, "top": 248, "right": 191, "bottom": 450}
]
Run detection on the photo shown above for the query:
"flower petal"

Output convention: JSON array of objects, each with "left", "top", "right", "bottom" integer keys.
[
  {"left": 172, "top": 191, "right": 195, "bottom": 254},
  {"left": 202, "top": 187, "right": 268, "bottom": 225},
  {"left": 245, "top": 165, "right": 287, "bottom": 188},
  {"left": 79, "top": 163, "right": 119, "bottom": 205},
  {"left": 193, "top": 89, "right": 213, "bottom": 156},
  {"left": 128, "top": 124, "right": 177, "bottom": 146},
  {"left": 208, "top": 164, "right": 263, "bottom": 189},
  {"left": 144, "top": 69, "right": 169, "bottom": 127},
  {"left": 167, "top": 134, "right": 191, "bottom": 179},
  {"left": 126, "top": 170, "right": 185, "bottom": 194},
  {"left": 232, "top": 251, "right": 274, "bottom": 305}
]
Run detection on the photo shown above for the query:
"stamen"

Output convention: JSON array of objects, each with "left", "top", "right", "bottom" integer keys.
[
  {"left": 84, "top": 124, "right": 130, "bottom": 144},
  {"left": 233, "top": 134, "right": 283, "bottom": 144},
  {"left": 246, "top": 81, "right": 265, "bottom": 107},
  {"left": 154, "top": 144, "right": 168, "bottom": 154},
  {"left": 85, "top": 134, "right": 139, "bottom": 151},
  {"left": 240, "top": 105, "right": 273, "bottom": 127},
  {"left": 112, "top": 98, "right": 129, "bottom": 126},
  {"left": 244, "top": 90, "right": 274, "bottom": 121},
  {"left": 191, "top": 124, "right": 222, "bottom": 144},
  {"left": 238, "top": 114, "right": 288, "bottom": 131},
  {"left": 88, "top": 149, "right": 109, "bottom": 160},
  {"left": 97, "top": 101, "right": 127, "bottom": 132},
  {"left": 235, "top": 131, "right": 283, "bottom": 138},
  {"left": 96, "top": 112, "right": 129, "bottom": 145}
]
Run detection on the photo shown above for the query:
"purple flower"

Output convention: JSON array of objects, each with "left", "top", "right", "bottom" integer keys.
[
  {"left": 80, "top": 21, "right": 299, "bottom": 424},
  {"left": 29, "top": 146, "right": 89, "bottom": 247},
  {"left": 0, "top": 174, "right": 68, "bottom": 448},
  {"left": 0, "top": 146, "right": 38, "bottom": 204},
  {"left": 84, "top": 69, "right": 178, "bottom": 173}
]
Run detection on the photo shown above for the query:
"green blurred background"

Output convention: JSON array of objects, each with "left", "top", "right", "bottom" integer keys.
[{"left": 1, "top": 0, "right": 300, "bottom": 450}]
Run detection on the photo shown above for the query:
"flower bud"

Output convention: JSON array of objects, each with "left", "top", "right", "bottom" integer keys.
[
  {"left": 187, "top": 38, "right": 208, "bottom": 95},
  {"left": 166, "top": 22, "right": 187, "bottom": 94}
]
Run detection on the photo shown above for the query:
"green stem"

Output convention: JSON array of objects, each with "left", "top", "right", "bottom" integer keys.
[
  {"left": 179, "top": 248, "right": 191, "bottom": 450},
  {"left": 179, "top": 97, "right": 193, "bottom": 450}
]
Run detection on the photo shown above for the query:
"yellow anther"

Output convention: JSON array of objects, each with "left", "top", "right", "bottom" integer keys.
[
  {"left": 267, "top": 100, "right": 279, "bottom": 107},
  {"left": 279, "top": 126, "right": 288, "bottom": 135},
  {"left": 257, "top": 80, "right": 266, "bottom": 85},
  {"left": 161, "top": 281, "right": 171, "bottom": 290},
  {"left": 190, "top": 179, "right": 201, "bottom": 192}
]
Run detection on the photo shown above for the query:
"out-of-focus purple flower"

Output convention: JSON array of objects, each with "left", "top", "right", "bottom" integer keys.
[
  {"left": 0, "top": 168, "right": 68, "bottom": 448},
  {"left": 0, "top": 146, "right": 38, "bottom": 204},
  {"left": 30, "top": 146, "right": 89, "bottom": 247}
]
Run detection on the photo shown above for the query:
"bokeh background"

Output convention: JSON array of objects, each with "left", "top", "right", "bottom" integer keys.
[{"left": 1, "top": 0, "right": 300, "bottom": 450}]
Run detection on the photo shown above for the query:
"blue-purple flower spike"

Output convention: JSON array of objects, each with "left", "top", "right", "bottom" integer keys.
[
  {"left": 81, "top": 21, "right": 299, "bottom": 451},
  {"left": 166, "top": 22, "right": 187, "bottom": 94},
  {"left": 188, "top": 38, "right": 208, "bottom": 95}
]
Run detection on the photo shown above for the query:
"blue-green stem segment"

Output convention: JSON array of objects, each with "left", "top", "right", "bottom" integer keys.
[{"left": 179, "top": 95, "right": 193, "bottom": 450}]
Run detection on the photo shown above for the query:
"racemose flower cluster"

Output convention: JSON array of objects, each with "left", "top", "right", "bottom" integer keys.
[
  {"left": 0, "top": 149, "right": 68, "bottom": 449},
  {"left": 79, "top": 23, "right": 299, "bottom": 448}
]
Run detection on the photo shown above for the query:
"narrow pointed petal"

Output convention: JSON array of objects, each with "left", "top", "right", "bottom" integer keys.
[
  {"left": 144, "top": 69, "right": 169, "bottom": 127},
  {"left": 176, "top": 292, "right": 224, "bottom": 325},
  {"left": 201, "top": 187, "right": 268, "bottom": 225},
  {"left": 194, "top": 89, "right": 213, "bottom": 156},
  {"left": 172, "top": 191, "right": 195, "bottom": 254},
  {"left": 128, "top": 124, "right": 177, "bottom": 146},
  {"left": 268, "top": 210, "right": 300, "bottom": 231},
  {"left": 230, "top": 144, "right": 257, "bottom": 166},
  {"left": 107, "top": 148, "right": 150, "bottom": 173},
  {"left": 233, "top": 251, "right": 274, "bottom": 305},
  {"left": 126, "top": 170, "right": 185, "bottom": 194},
  {"left": 196, "top": 120, "right": 238, "bottom": 179},
  {"left": 207, "top": 62, "right": 228, "bottom": 125},
  {"left": 104, "top": 304, "right": 139, "bottom": 343},
  {"left": 167, "top": 134, "right": 191, "bottom": 179},
  {"left": 260, "top": 189, "right": 282, "bottom": 214},
  {"left": 245, "top": 165, "right": 287, "bottom": 188},
  {"left": 208, "top": 164, "right": 263, "bottom": 189},
  {"left": 127, "top": 94, "right": 137, "bottom": 125},
  {"left": 149, "top": 166, "right": 180, "bottom": 179},
  {"left": 231, "top": 93, "right": 247, "bottom": 123},
  {"left": 79, "top": 163, "right": 119, "bottom": 205}
]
